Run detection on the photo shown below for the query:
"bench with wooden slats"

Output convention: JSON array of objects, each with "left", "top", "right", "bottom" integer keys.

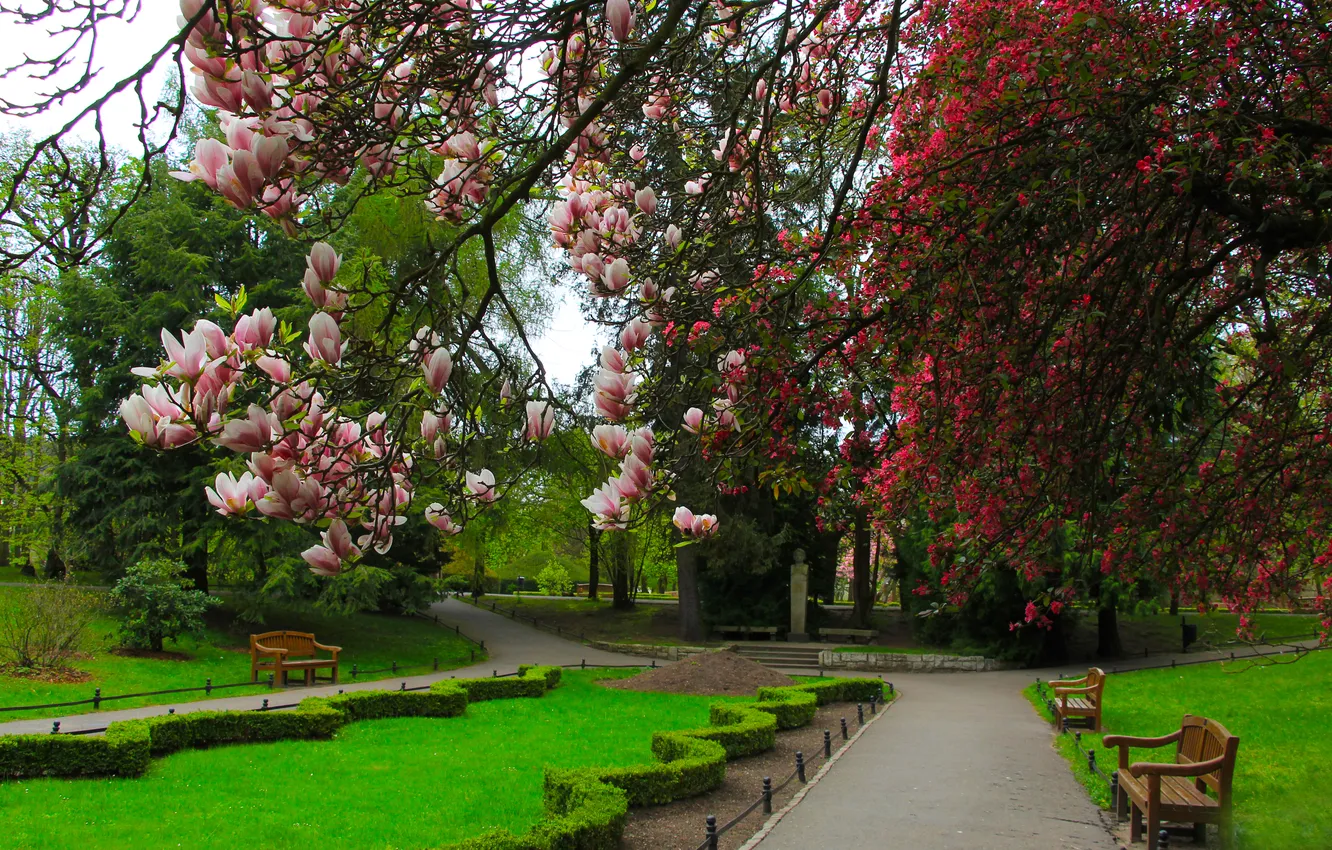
[
  {"left": 250, "top": 630, "right": 342, "bottom": 686},
  {"left": 1103, "top": 715, "right": 1240, "bottom": 850},
  {"left": 1050, "top": 667, "right": 1105, "bottom": 732},
  {"left": 714, "top": 625, "right": 779, "bottom": 639}
]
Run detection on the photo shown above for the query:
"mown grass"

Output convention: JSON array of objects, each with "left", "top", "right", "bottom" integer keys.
[
  {"left": 0, "top": 587, "right": 480, "bottom": 721},
  {"left": 0, "top": 668, "right": 735, "bottom": 850},
  {"left": 1024, "top": 648, "right": 1332, "bottom": 849}
]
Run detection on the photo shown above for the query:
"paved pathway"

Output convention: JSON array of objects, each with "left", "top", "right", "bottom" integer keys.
[
  {"left": 753, "top": 668, "right": 1119, "bottom": 850},
  {"left": 0, "top": 598, "right": 630, "bottom": 736}
]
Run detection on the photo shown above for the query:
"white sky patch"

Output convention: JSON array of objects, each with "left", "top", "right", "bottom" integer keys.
[{"left": 531, "top": 288, "right": 605, "bottom": 387}]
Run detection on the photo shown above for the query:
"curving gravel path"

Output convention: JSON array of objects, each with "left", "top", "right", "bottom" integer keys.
[{"left": 0, "top": 598, "right": 631, "bottom": 736}]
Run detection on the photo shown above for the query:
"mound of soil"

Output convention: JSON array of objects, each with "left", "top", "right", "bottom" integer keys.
[
  {"left": 603, "top": 650, "right": 794, "bottom": 696},
  {"left": 0, "top": 662, "right": 93, "bottom": 684}
]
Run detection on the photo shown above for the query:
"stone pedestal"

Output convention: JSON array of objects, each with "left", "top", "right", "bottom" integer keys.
[{"left": 788, "top": 549, "right": 809, "bottom": 642}]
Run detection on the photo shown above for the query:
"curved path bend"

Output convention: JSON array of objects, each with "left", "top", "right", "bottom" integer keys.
[{"left": 0, "top": 598, "right": 629, "bottom": 736}]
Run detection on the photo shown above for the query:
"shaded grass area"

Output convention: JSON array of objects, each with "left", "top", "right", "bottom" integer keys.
[
  {"left": 1063, "top": 611, "right": 1322, "bottom": 661},
  {"left": 1024, "top": 648, "right": 1332, "bottom": 849},
  {"left": 0, "top": 588, "right": 480, "bottom": 721},
  {"left": 484, "top": 596, "right": 709, "bottom": 646},
  {"left": 0, "top": 668, "right": 734, "bottom": 850}
]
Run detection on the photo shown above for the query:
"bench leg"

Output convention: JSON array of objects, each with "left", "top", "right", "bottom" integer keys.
[
  {"left": 1130, "top": 802, "right": 1143, "bottom": 844},
  {"left": 332, "top": 666, "right": 339, "bottom": 685},
  {"left": 1145, "top": 802, "right": 1161, "bottom": 850},
  {"left": 1192, "top": 822, "right": 1206, "bottom": 846}
]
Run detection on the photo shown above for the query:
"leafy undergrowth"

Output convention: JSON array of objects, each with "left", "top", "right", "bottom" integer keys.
[
  {"left": 0, "top": 588, "right": 480, "bottom": 721},
  {"left": 1025, "top": 648, "right": 1332, "bottom": 849},
  {"left": 0, "top": 669, "right": 735, "bottom": 850},
  {"left": 483, "top": 596, "right": 706, "bottom": 646}
]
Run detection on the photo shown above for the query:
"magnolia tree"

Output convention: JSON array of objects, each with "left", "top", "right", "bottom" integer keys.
[{"left": 49, "top": 0, "right": 905, "bottom": 577}]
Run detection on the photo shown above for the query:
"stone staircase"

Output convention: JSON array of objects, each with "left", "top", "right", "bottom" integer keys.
[{"left": 730, "top": 642, "right": 823, "bottom": 671}]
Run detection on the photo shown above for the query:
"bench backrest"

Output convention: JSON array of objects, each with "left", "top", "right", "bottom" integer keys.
[
  {"left": 251, "top": 631, "right": 317, "bottom": 658},
  {"left": 1176, "top": 715, "right": 1240, "bottom": 802},
  {"left": 1084, "top": 667, "right": 1105, "bottom": 702}
]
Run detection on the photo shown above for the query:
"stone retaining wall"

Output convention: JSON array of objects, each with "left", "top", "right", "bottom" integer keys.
[
  {"left": 585, "top": 640, "right": 711, "bottom": 661},
  {"left": 819, "top": 650, "right": 1015, "bottom": 672}
]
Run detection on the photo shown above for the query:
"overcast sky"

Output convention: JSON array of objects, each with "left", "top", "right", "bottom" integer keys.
[{"left": 0, "top": 0, "right": 599, "bottom": 387}]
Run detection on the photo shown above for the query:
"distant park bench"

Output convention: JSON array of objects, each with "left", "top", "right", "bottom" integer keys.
[
  {"left": 1051, "top": 667, "right": 1106, "bottom": 732},
  {"left": 714, "top": 625, "right": 780, "bottom": 640},
  {"left": 251, "top": 631, "right": 341, "bottom": 686},
  {"left": 818, "top": 627, "right": 879, "bottom": 644},
  {"left": 1104, "top": 715, "right": 1240, "bottom": 850}
]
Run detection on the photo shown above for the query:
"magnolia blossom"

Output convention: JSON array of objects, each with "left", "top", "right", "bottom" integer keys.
[
  {"left": 665, "top": 224, "right": 682, "bottom": 251},
  {"left": 308, "top": 242, "right": 341, "bottom": 283},
  {"left": 621, "top": 317, "right": 652, "bottom": 351},
  {"left": 634, "top": 186, "right": 657, "bottom": 215},
  {"left": 425, "top": 503, "right": 462, "bottom": 535},
  {"left": 582, "top": 480, "right": 626, "bottom": 529},
  {"left": 214, "top": 404, "right": 274, "bottom": 453},
  {"left": 592, "top": 423, "right": 630, "bottom": 458},
  {"left": 423, "top": 347, "right": 453, "bottom": 394},
  {"left": 682, "top": 407, "right": 704, "bottom": 434},
  {"left": 305, "top": 312, "right": 344, "bottom": 366},
  {"left": 525, "top": 401, "right": 556, "bottom": 441},
  {"left": 161, "top": 327, "right": 209, "bottom": 381},
  {"left": 673, "top": 506, "right": 719, "bottom": 539},
  {"left": 605, "top": 0, "right": 634, "bottom": 42},
  {"left": 206, "top": 471, "right": 268, "bottom": 516},
  {"left": 465, "top": 468, "right": 497, "bottom": 502},
  {"left": 593, "top": 368, "right": 637, "bottom": 420},
  {"left": 301, "top": 518, "right": 361, "bottom": 576},
  {"left": 600, "top": 346, "right": 627, "bottom": 373}
]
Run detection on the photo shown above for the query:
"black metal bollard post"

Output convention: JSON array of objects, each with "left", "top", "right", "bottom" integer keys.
[
  {"left": 888, "top": 682, "right": 895, "bottom": 697},
  {"left": 338, "top": 690, "right": 344, "bottom": 695},
  {"left": 1088, "top": 749, "right": 1096, "bottom": 773},
  {"left": 824, "top": 730, "right": 832, "bottom": 758},
  {"left": 401, "top": 681, "right": 406, "bottom": 691},
  {"left": 652, "top": 659, "right": 657, "bottom": 668},
  {"left": 1159, "top": 828, "right": 1170, "bottom": 848},
  {"left": 261, "top": 699, "right": 269, "bottom": 711},
  {"left": 470, "top": 649, "right": 475, "bottom": 662},
  {"left": 51, "top": 721, "right": 60, "bottom": 734},
  {"left": 704, "top": 815, "right": 718, "bottom": 850},
  {"left": 480, "top": 640, "right": 485, "bottom": 651},
  {"left": 795, "top": 751, "right": 806, "bottom": 783},
  {"left": 857, "top": 703, "right": 864, "bottom": 724},
  {"left": 493, "top": 669, "right": 498, "bottom": 677},
  {"left": 268, "top": 673, "right": 275, "bottom": 689},
  {"left": 1110, "top": 771, "right": 1120, "bottom": 815},
  {"left": 1075, "top": 731, "right": 1082, "bottom": 748},
  {"left": 93, "top": 687, "right": 101, "bottom": 709},
  {"left": 841, "top": 717, "right": 849, "bottom": 740},
  {"left": 205, "top": 678, "right": 212, "bottom": 696},
  {"left": 762, "top": 776, "right": 773, "bottom": 814},
  {"left": 581, "top": 659, "right": 586, "bottom": 669},
  {"left": 392, "top": 661, "right": 398, "bottom": 674},
  {"left": 433, "top": 657, "right": 439, "bottom": 672},
  {"left": 869, "top": 694, "right": 877, "bottom": 715}
]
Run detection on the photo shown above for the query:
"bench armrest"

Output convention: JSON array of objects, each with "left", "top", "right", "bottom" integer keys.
[
  {"left": 253, "top": 644, "right": 288, "bottom": 657},
  {"left": 1053, "top": 685, "right": 1096, "bottom": 695},
  {"left": 1129, "top": 755, "right": 1227, "bottom": 779},
  {"left": 313, "top": 642, "right": 342, "bottom": 654},
  {"left": 1049, "top": 676, "right": 1087, "bottom": 686}
]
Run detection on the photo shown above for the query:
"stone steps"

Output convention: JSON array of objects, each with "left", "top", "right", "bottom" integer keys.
[{"left": 731, "top": 643, "right": 823, "bottom": 670}]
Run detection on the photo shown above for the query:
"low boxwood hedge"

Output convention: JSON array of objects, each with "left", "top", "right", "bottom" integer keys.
[{"left": 0, "top": 665, "right": 562, "bottom": 782}]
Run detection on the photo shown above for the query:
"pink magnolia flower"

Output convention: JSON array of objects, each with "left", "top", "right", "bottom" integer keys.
[
  {"left": 302, "top": 518, "right": 361, "bottom": 576},
  {"left": 161, "top": 327, "right": 208, "bottom": 381},
  {"left": 616, "top": 453, "right": 652, "bottom": 501},
  {"left": 682, "top": 407, "right": 704, "bottom": 434},
  {"left": 425, "top": 503, "right": 462, "bottom": 535},
  {"left": 634, "top": 186, "right": 657, "bottom": 215},
  {"left": 606, "top": 0, "right": 634, "bottom": 42},
  {"left": 465, "top": 468, "right": 497, "bottom": 502},
  {"left": 630, "top": 145, "right": 646, "bottom": 162},
  {"left": 308, "top": 242, "right": 341, "bottom": 284},
  {"left": 253, "top": 135, "right": 289, "bottom": 180},
  {"left": 600, "top": 346, "right": 627, "bottom": 373},
  {"left": 120, "top": 395, "right": 158, "bottom": 445},
  {"left": 666, "top": 224, "right": 683, "bottom": 250},
  {"left": 256, "top": 355, "right": 292, "bottom": 384},
  {"left": 593, "top": 368, "right": 637, "bottom": 420},
  {"left": 214, "top": 404, "right": 274, "bottom": 453},
  {"left": 500, "top": 379, "right": 513, "bottom": 404},
  {"left": 234, "top": 307, "right": 276, "bottom": 351},
  {"left": 169, "top": 139, "right": 230, "bottom": 189},
  {"left": 672, "top": 506, "right": 696, "bottom": 534},
  {"left": 142, "top": 384, "right": 183, "bottom": 420},
  {"left": 621, "top": 317, "right": 653, "bottom": 351},
  {"left": 422, "top": 347, "right": 452, "bottom": 394},
  {"left": 581, "top": 480, "right": 626, "bottom": 529},
  {"left": 304, "top": 312, "right": 344, "bottom": 366},
  {"left": 601, "top": 257, "right": 631, "bottom": 294},
  {"left": 673, "top": 506, "right": 719, "bottom": 538},
  {"left": 684, "top": 179, "right": 707, "bottom": 195},
  {"left": 629, "top": 428, "right": 654, "bottom": 464},
  {"left": 592, "top": 424, "right": 630, "bottom": 458},
  {"left": 525, "top": 401, "right": 555, "bottom": 441},
  {"left": 206, "top": 471, "right": 267, "bottom": 516},
  {"left": 421, "top": 409, "right": 450, "bottom": 443}
]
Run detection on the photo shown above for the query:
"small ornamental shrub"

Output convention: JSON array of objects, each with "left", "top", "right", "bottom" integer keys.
[
  {"left": 111, "top": 558, "right": 220, "bottom": 652},
  {"left": 536, "top": 565, "right": 574, "bottom": 597},
  {"left": 0, "top": 581, "right": 103, "bottom": 670},
  {"left": 441, "top": 574, "right": 470, "bottom": 594}
]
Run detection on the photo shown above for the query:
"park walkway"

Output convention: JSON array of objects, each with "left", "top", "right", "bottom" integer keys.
[
  {"left": 0, "top": 598, "right": 629, "bottom": 736},
  {"left": 751, "top": 667, "right": 1120, "bottom": 850}
]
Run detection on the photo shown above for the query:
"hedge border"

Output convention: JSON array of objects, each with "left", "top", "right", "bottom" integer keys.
[
  {"left": 0, "top": 666, "right": 561, "bottom": 781},
  {"left": 443, "top": 676, "right": 888, "bottom": 850}
]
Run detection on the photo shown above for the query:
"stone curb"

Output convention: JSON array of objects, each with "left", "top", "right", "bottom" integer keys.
[{"left": 737, "top": 686, "right": 902, "bottom": 850}]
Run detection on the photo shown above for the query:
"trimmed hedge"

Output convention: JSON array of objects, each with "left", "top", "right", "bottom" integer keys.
[
  {"left": 756, "top": 676, "right": 884, "bottom": 707},
  {"left": 0, "top": 665, "right": 563, "bottom": 782}
]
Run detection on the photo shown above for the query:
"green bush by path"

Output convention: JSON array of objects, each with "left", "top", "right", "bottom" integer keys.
[
  {"left": 1024, "top": 649, "right": 1332, "bottom": 849},
  {"left": 0, "top": 588, "right": 480, "bottom": 721}
]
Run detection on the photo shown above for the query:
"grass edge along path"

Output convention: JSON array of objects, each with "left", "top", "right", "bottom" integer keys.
[
  {"left": 0, "top": 666, "right": 888, "bottom": 850},
  {"left": 1022, "top": 648, "right": 1332, "bottom": 850}
]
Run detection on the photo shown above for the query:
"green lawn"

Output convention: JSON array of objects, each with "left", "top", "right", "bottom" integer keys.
[
  {"left": 1025, "top": 648, "right": 1332, "bottom": 849},
  {"left": 485, "top": 596, "right": 709, "bottom": 646},
  {"left": 0, "top": 588, "right": 480, "bottom": 721},
  {"left": 0, "top": 669, "right": 733, "bottom": 849}
]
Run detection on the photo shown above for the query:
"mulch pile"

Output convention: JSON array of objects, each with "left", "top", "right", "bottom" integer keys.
[
  {"left": 0, "top": 662, "right": 93, "bottom": 684},
  {"left": 602, "top": 650, "right": 794, "bottom": 695}
]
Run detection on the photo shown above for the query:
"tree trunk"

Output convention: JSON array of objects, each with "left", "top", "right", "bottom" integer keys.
[
  {"left": 851, "top": 517, "right": 873, "bottom": 628},
  {"left": 18, "top": 545, "right": 34, "bottom": 577},
  {"left": 611, "top": 533, "right": 633, "bottom": 610},
  {"left": 675, "top": 539, "right": 704, "bottom": 642},
  {"left": 587, "top": 522, "right": 600, "bottom": 601},
  {"left": 42, "top": 548, "right": 64, "bottom": 580},
  {"left": 1168, "top": 587, "right": 1179, "bottom": 616},
  {"left": 1096, "top": 604, "right": 1123, "bottom": 658},
  {"left": 891, "top": 533, "right": 912, "bottom": 616},
  {"left": 184, "top": 543, "right": 209, "bottom": 594}
]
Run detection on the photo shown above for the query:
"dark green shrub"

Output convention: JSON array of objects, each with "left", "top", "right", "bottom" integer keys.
[
  {"left": 0, "top": 720, "right": 150, "bottom": 779},
  {"left": 455, "top": 666, "right": 558, "bottom": 701},
  {"left": 144, "top": 700, "right": 344, "bottom": 755},
  {"left": 111, "top": 558, "right": 219, "bottom": 651},
  {"left": 323, "top": 685, "right": 467, "bottom": 722}
]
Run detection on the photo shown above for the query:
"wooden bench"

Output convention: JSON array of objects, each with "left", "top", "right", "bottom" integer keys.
[
  {"left": 1050, "top": 667, "right": 1106, "bottom": 732},
  {"left": 818, "top": 627, "right": 880, "bottom": 644},
  {"left": 251, "top": 631, "right": 341, "bottom": 686},
  {"left": 1103, "top": 715, "right": 1240, "bottom": 850},
  {"left": 714, "top": 625, "right": 780, "bottom": 640}
]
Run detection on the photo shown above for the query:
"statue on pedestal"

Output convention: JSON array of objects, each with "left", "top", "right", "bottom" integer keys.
[{"left": 788, "top": 548, "right": 809, "bottom": 642}]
